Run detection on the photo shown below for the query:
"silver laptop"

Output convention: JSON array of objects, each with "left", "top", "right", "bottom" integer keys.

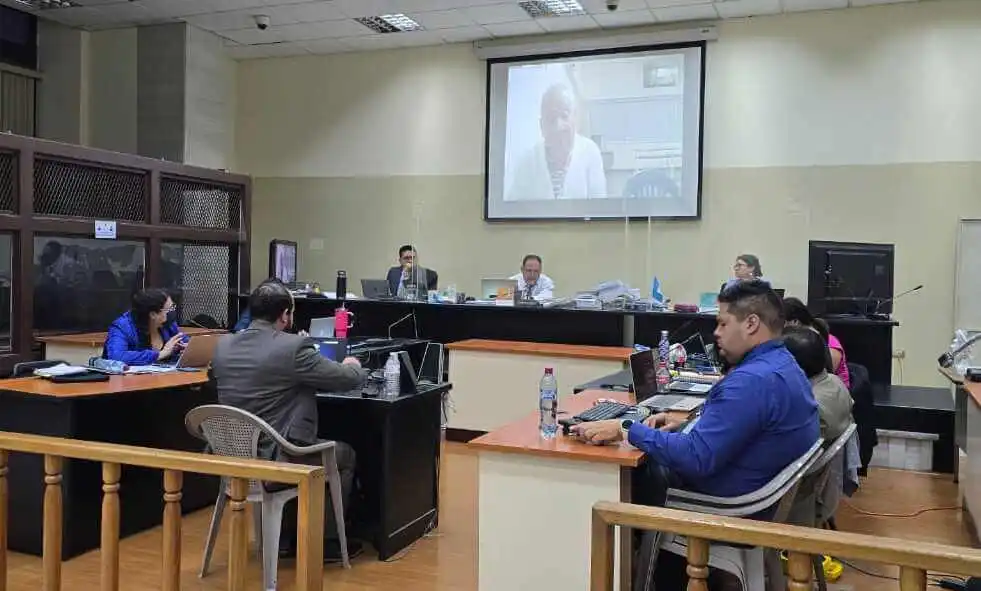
[
  {"left": 480, "top": 278, "right": 518, "bottom": 301},
  {"left": 174, "top": 334, "right": 219, "bottom": 369},
  {"left": 309, "top": 317, "right": 335, "bottom": 339}
]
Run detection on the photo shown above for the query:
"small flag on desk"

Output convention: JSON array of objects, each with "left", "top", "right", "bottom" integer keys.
[{"left": 652, "top": 276, "right": 665, "bottom": 304}]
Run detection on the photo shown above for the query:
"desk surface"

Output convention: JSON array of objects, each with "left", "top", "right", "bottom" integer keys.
[
  {"left": 446, "top": 339, "right": 633, "bottom": 362},
  {"left": 0, "top": 372, "right": 209, "bottom": 398},
  {"left": 36, "top": 326, "right": 224, "bottom": 348},
  {"left": 468, "top": 390, "right": 645, "bottom": 467}
]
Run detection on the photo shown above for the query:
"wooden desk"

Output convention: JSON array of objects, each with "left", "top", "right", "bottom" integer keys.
[
  {"left": 36, "top": 326, "right": 224, "bottom": 366},
  {"left": 0, "top": 372, "right": 217, "bottom": 558},
  {"left": 469, "top": 390, "right": 653, "bottom": 591},
  {"left": 446, "top": 339, "right": 633, "bottom": 435}
]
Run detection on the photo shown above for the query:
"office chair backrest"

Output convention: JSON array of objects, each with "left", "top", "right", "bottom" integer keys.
[
  {"left": 186, "top": 404, "right": 282, "bottom": 492},
  {"left": 11, "top": 359, "right": 67, "bottom": 378},
  {"left": 666, "top": 438, "right": 824, "bottom": 518}
]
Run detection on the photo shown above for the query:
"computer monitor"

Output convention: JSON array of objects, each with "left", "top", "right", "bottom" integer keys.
[
  {"left": 268, "top": 239, "right": 297, "bottom": 284},
  {"left": 807, "top": 240, "right": 894, "bottom": 316}
]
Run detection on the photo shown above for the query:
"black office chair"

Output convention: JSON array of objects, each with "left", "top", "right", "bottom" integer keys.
[
  {"left": 11, "top": 359, "right": 68, "bottom": 378},
  {"left": 191, "top": 314, "right": 221, "bottom": 329},
  {"left": 846, "top": 362, "right": 876, "bottom": 478}
]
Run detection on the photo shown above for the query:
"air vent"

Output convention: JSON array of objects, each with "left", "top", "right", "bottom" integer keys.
[
  {"left": 518, "top": 0, "right": 585, "bottom": 18},
  {"left": 355, "top": 14, "right": 423, "bottom": 34}
]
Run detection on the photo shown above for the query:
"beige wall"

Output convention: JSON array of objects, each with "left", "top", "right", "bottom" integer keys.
[{"left": 237, "top": 0, "right": 981, "bottom": 387}]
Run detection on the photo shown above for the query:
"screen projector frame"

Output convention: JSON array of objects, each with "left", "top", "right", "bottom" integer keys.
[{"left": 483, "top": 41, "right": 706, "bottom": 222}]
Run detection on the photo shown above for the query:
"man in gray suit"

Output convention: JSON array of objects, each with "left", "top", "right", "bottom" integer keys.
[{"left": 210, "top": 281, "right": 367, "bottom": 561}]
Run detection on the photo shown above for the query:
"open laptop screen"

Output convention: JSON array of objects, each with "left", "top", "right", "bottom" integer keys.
[{"left": 629, "top": 350, "right": 659, "bottom": 403}]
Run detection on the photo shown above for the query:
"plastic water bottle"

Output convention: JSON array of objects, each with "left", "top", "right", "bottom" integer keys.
[
  {"left": 383, "top": 352, "right": 400, "bottom": 397},
  {"left": 89, "top": 357, "right": 128, "bottom": 374},
  {"left": 656, "top": 330, "right": 671, "bottom": 393},
  {"left": 539, "top": 367, "right": 558, "bottom": 440}
]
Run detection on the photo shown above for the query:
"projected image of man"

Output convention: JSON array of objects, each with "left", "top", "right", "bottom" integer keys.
[{"left": 506, "top": 84, "right": 606, "bottom": 201}]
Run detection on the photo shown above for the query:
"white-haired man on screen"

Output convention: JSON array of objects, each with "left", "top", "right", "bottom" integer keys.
[{"left": 506, "top": 84, "right": 607, "bottom": 201}]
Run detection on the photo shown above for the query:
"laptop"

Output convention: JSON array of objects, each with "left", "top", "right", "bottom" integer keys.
[
  {"left": 418, "top": 342, "right": 444, "bottom": 384},
  {"left": 480, "top": 278, "right": 518, "bottom": 301},
  {"left": 361, "top": 279, "right": 393, "bottom": 299},
  {"left": 173, "top": 334, "right": 219, "bottom": 370},
  {"left": 309, "top": 317, "right": 335, "bottom": 339},
  {"left": 629, "top": 349, "right": 705, "bottom": 413}
]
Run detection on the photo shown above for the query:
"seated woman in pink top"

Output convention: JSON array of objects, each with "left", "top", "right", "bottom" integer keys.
[{"left": 782, "top": 297, "right": 851, "bottom": 389}]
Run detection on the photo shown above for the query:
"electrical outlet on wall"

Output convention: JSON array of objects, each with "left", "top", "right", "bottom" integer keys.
[
  {"left": 309, "top": 238, "right": 324, "bottom": 251},
  {"left": 893, "top": 349, "right": 906, "bottom": 359}
]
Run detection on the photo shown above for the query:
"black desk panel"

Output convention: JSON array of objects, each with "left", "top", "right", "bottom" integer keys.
[
  {"left": 292, "top": 297, "right": 627, "bottom": 347},
  {"left": 316, "top": 383, "right": 449, "bottom": 560},
  {"left": 240, "top": 295, "right": 896, "bottom": 387},
  {"left": 0, "top": 385, "right": 218, "bottom": 558}
]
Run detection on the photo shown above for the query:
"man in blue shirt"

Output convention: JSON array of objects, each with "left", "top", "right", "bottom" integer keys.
[{"left": 571, "top": 280, "right": 819, "bottom": 589}]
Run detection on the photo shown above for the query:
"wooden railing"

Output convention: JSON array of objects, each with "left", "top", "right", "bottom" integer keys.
[
  {"left": 0, "top": 430, "right": 325, "bottom": 591},
  {"left": 591, "top": 500, "right": 981, "bottom": 591}
]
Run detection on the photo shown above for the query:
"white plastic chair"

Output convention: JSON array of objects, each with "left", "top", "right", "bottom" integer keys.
[
  {"left": 186, "top": 404, "right": 351, "bottom": 591},
  {"left": 643, "top": 438, "right": 824, "bottom": 591}
]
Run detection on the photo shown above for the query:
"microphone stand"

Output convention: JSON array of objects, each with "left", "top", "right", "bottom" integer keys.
[
  {"left": 870, "top": 285, "right": 924, "bottom": 318},
  {"left": 388, "top": 311, "right": 419, "bottom": 340}
]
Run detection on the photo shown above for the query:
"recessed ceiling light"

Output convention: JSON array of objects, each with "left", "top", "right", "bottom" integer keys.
[
  {"left": 518, "top": 0, "right": 585, "bottom": 18},
  {"left": 355, "top": 14, "right": 423, "bottom": 34},
  {"left": 14, "top": 0, "right": 80, "bottom": 8}
]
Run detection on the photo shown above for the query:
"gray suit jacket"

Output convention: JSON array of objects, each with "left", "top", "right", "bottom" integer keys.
[{"left": 210, "top": 319, "right": 367, "bottom": 459}]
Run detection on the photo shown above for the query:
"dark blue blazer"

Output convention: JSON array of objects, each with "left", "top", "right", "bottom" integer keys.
[
  {"left": 386, "top": 266, "right": 438, "bottom": 297},
  {"left": 103, "top": 311, "right": 181, "bottom": 365}
]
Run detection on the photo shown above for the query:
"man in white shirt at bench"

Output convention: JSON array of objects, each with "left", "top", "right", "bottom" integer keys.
[{"left": 510, "top": 254, "right": 554, "bottom": 301}]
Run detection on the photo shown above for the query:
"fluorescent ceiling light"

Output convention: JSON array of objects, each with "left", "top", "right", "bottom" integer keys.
[
  {"left": 519, "top": 0, "right": 585, "bottom": 18},
  {"left": 355, "top": 14, "right": 424, "bottom": 34}
]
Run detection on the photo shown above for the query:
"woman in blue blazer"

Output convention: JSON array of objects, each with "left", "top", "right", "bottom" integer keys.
[{"left": 104, "top": 288, "right": 184, "bottom": 365}]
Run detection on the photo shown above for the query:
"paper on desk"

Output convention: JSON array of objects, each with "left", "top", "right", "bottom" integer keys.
[
  {"left": 126, "top": 365, "right": 178, "bottom": 374},
  {"left": 34, "top": 364, "right": 89, "bottom": 377}
]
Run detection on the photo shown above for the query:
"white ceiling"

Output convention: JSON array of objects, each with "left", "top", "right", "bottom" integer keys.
[{"left": 6, "top": 0, "right": 922, "bottom": 59}]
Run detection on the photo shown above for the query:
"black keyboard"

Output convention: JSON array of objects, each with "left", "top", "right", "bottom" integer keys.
[
  {"left": 575, "top": 401, "right": 633, "bottom": 422},
  {"left": 559, "top": 401, "right": 646, "bottom": 435}
]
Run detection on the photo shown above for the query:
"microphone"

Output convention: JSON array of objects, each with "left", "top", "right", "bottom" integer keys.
[
  {"left": 388, "top": 311, "right": 418, "bottom": 340},
  {"left": 871, "top": 284, "right": 923, "bottom": 317}
]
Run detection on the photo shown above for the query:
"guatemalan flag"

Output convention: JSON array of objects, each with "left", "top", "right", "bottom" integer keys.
[{"left": 651, "top": 276, "right": 665, "bottom": 305}]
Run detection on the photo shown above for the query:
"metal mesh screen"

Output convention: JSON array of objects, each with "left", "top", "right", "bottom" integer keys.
[
  {"left": 161, "top": 242, "right": 231, "bottom": 329},
  {"left": 160, "top": 178, "right": 242, "bottom": 230},
  {"left": 33, "top": 158, "right": 147, "bottom": 221},
  {"left": 0, "top": 151, "right": 13, "bottom": 213}
]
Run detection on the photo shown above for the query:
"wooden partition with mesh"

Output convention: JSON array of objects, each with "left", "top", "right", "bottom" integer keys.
[{"left": 0, "top": 133, "right": 251, "bottom": 372}]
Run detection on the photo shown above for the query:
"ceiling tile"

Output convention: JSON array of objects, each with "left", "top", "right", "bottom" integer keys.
[
  {"left": 646, "top": 0, "right": 713, "bottom": 6},
  {"left": 537, "top": 14, "right": 599, "bottom": 32},
  {"left": 463, "top": 3, "right": 532, "bottom": 25},
  {"left": 651, "top": 2, "right": 717, "bottom": 20},
  {"left": 222, "top": 27, "right": 288, "bottom": 44},
  {"left": 40, "top": 6, "right": 108, "bottom": 27},
  {"left": 849, "top": 0, "right": 917, "bottom": 5},
  {"left": 185, "top": 9, "right": 266, "bottom": 32},
  {"left": 275, "top": 18, "right": 368, "bottom": 41},
  {"left": 300, "top": 38, "right": 354, "bottom": 54},
  {"left": 592, "top": 7, "right": 655, "bottom": 26},
  {"left": 580, "top": 0, "right": 649, "bottom": 12},
  {"left": 782, "top": 0, "right": 848, "bottom": 11},
  {"left": 410, "top": 8, "right": 475, "bottom": 29},
  {"left": 266, "top": 1, "right": 347, "bottom": 24},
  {"left": 226, "top": 42, "right": 310, "bottom": 60},
  {"left": 331, "top": 0, "right": 401, "bottom": 18},
  {"left": 438, "top": 25, "right": 491, "bottom": 43},
  {"left": 483, "top": 20, "right": 545, "bottom": 37},
  {"left": 713, "top": 0, "right": 781, "bottom": 18},
  {"left": 341, "top": 32, "right": 434, "bottom": 51}
]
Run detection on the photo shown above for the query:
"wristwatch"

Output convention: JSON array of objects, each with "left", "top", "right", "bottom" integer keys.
[{"left": 620, "top": 418, "right": 635, "bottom": 436}]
